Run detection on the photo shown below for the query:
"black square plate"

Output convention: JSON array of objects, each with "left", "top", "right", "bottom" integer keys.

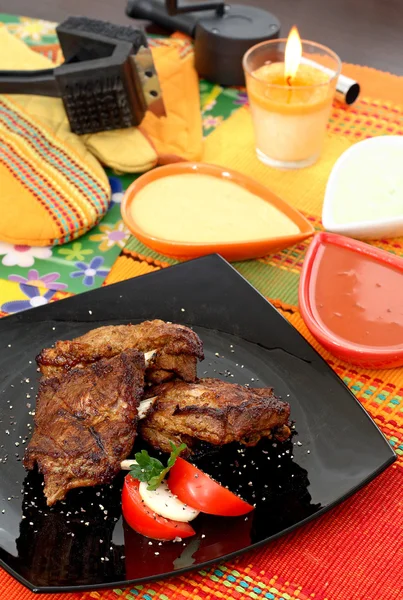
[{"left": 0, "top": 255, "right": 395, "bottom": 593}]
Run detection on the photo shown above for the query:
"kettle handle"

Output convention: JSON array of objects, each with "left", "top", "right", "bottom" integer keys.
[{"left": 126, "top": 0, "right": 213, "bottom": 37}]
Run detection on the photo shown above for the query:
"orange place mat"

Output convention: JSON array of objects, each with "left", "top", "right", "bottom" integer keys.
[{"left": 2, "top": 63, "right": 403, "bottom": 600}]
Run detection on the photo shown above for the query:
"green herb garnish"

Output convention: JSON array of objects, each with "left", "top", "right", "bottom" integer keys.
[{"left": 129, "top": 441, "right": 187, "bottom": 491}]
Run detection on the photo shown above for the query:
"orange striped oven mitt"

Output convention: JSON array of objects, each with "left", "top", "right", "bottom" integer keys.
[{"left": 0, "top": 26, "right": 202, "bottom": 247}]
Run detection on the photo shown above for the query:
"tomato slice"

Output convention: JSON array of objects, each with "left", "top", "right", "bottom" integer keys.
[
  {"left": 167, "top": 458, "right": 254, "bottom": 517},
  {"left": 122, "top": 474, "right": 195, "bottom": 541}
]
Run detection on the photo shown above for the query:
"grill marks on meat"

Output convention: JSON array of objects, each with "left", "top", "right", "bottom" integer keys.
[
  {"left": 140, "top": 379, "right": 291, "bottom": 455},
  {"left": 27, "top": 321, "right": 204, "bottom": 504},
  {"left": 146, "top": 354, "right": 198, "bottom": 385},
  {"left": 24, "top": 350, "right": 145, "bottom": 506},
  {"left": 36, "top": 320, "right": 203, "bottom": 383}
]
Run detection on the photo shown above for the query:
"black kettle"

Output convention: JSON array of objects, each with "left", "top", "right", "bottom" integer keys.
[{"left": 126, "top": 0, "right": 281, "bottom": 86}]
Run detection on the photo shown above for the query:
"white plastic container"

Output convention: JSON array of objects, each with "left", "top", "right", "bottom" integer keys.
[{"left": 322, "top": 136, "right": 403, "bottom": 239}]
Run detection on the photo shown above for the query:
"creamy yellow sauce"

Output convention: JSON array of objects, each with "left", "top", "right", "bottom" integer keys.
[
  {"left": 131, "top": 174, "right": 299, "bottom": 243},
  {"left": 332, "top": 145, "right": 403, "bottom": 224}
]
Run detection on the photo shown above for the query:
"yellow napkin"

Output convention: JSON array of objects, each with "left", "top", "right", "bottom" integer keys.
[{"left": 84, "top": 40, "right": 203, "bottom": 170}]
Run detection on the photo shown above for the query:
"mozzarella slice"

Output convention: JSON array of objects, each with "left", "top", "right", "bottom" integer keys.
[
  {"left": 120, "top": 459, "right": 137, "bottom": 470},
  {"left": 139, "top": 480, "right": 199, "bottom": 522}
]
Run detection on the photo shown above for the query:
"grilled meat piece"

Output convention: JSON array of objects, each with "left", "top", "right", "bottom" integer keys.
[
  {"left": 36, "top": 320, "right": 204, "bottom": 383},
  {"left": 140, "top": 378, "right": 291, "bottom": 455},
  {"left": 146, "top": 354, "right": 198, "bottom": 385},
  {"left": 24, "top": 350, "right": 145, "bottom": 506}
]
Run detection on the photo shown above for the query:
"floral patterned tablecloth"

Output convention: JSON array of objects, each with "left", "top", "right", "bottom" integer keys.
[{"left": 0, "top": 13, "right": 244, "bottom": 315}]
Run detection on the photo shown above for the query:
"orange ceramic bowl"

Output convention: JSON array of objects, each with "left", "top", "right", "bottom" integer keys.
[{"left": 121, "top": 162, "right": 314, "bottom": 261}]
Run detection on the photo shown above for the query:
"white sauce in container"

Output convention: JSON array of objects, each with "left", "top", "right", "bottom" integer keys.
[{"left": 323, "top": 136, "right": 403, "bottom": 240}]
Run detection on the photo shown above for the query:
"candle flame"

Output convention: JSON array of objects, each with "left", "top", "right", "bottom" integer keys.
[{"left": 284, "top": 26, "right": 302, "bottom": 82}]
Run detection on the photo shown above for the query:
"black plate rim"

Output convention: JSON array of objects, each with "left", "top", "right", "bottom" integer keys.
[
  {"left": 0, "top": 254, "right": 397, "bottom": 593},
  {"left": 2, "top": 452, "right": 395, "bottom": 594}
]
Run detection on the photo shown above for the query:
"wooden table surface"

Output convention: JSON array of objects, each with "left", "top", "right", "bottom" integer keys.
[{"left": 2, "top": 0, "right": 403, "bottom": 75}]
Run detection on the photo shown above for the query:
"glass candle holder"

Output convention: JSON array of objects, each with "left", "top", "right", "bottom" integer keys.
[{"left": 243, "top": 39, "right": 341, "bottom": 169}]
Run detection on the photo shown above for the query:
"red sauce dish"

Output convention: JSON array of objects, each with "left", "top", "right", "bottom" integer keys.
[{"left": 299, "top": 232, "right": 403, "bottom": 368}]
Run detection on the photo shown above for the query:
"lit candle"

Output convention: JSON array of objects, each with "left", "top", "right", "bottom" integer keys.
[{"left": 243, "top": 28, "right": 341, "bottom": 169}]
